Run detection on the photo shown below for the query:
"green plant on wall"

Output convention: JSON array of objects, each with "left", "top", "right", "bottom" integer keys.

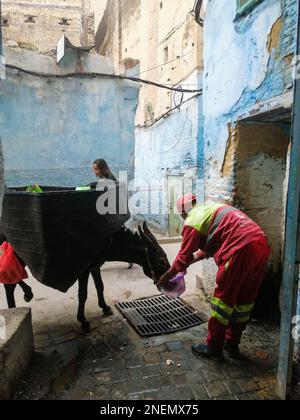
[{"left": 236, "top": 0, "right": 264, "bottom": 17}]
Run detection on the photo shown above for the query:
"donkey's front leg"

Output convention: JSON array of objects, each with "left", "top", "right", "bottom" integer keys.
[
  {"left": 91, "top": 267, "right": 113, "bottom": 316},
  {"left": 4, "top": 284, "right": 17, "bottom": 309},
  {"left": 77, "top": 271, "right": 91, "bottom": 333}
]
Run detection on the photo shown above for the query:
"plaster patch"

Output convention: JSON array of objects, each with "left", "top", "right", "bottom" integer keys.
[
  {"left": 267, "top": 17, "right": 283, "bottom": 52},
  {"left": 221, "top": 124, "right": 238, "bottom": 178}
]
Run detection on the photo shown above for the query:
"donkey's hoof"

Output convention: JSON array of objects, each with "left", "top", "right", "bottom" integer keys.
[
  {"left": 103, "top": 306, "right": 113, "bottom": 317},
  {"left": 82, "top": 321, "right": 92, "bottom": 333}
]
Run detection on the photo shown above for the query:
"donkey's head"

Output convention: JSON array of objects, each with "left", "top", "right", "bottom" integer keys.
[
  {"left": 138, "top": 222, "right": 171, "bottom": 283},
  {"left": 105, "top": 222, "right": 171, "bottom": 282}
]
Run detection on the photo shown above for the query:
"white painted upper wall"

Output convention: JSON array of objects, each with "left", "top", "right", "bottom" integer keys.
[{"left": 94, "top": 0, "right": 203, "bottom": 126}]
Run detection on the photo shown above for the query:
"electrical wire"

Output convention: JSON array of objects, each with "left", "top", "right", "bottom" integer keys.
[
  {"left": 159, "top": 12, "right": 194, "bottom": 45},
  {"left": 192, "top": 0, "right": 204, "bottom": 26},
  {"left": 137, "top": 92, "right": 201, "bottom": 129},
  {"left": 132, "top": 48, "right": 195, "bottom": 78},
  {"left": 5, "top": 63, "right": 202, "bottom": 93},
  {"left": 149, "top": 108, "right": 191, "bottom": 155}
]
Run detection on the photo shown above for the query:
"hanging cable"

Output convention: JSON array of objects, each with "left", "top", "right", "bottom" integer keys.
[
  {"left": 192, "top": 0, "right": 204, "bottom": 26},
  {"left": 137, "top": 92, "right": 201, "bottom": 129},
  {"left": 132, "top": 48, "right": 195, "bottom": 78},
  {"left": 159, "top": 12, "right": 194, "bottom": 45},
  {"left": 5, "top": 63, "right": 202, "bottom": 93}
]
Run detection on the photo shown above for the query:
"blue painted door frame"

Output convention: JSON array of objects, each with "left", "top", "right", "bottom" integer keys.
[{"left": 277, "top": 0, "right": 300, "bottom": 400}]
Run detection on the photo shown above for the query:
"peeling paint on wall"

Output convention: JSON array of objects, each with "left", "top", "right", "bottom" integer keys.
[
  {"left": 221, "top": 124, "right": 238, "bottom": 178},
  {"left": 267, "top": 17, "right": 283, "bottom": 52},
  {"left": 235, "top": 122, "right": 290, "bottom": 270},
  {"left": 133, "top": 70, "right": 204, "bottom": 233},
  {"left": 203, "top": 0, "right": 296, "bottom": 205},
  {"left": 204, "top": 0, "right": 283, "bottom": 122},
  {"left": 200, "top": 0, "right": 297, "bottom": 293}
]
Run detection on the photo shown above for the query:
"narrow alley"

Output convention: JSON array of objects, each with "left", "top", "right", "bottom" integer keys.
[
  {"left": 0, "top": 0, "right": 300, "bottom": 404},
  {"left": 1, "top": 254, "right": 282, "bottom": 401}
]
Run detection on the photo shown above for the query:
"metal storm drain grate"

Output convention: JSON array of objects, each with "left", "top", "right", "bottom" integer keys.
[{"left": 116, "top": 294, "right": 206, "bottom": 337}]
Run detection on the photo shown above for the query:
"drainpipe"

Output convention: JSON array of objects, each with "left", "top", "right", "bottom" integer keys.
[
  {"left": 193, "top": 0, "right": 204, "bottom": 26},
  {"left": 277, "top": 0, "right": 300, "bottom": 400}
]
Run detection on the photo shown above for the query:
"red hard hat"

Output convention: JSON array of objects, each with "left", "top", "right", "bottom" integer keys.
[{"left": 176, "top": 193, "right": 197, "bottom": 214}]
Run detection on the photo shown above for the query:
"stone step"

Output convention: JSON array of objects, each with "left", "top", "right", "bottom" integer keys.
[{"left": 0, "top": 308, "right": 34, "bottom": 400}]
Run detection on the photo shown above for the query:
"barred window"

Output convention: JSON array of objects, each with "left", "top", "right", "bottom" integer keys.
[
  {"left": 24, "top": 15, "right": 36, "bottom": 23},
  {"left": 59, "top": 18, "right": 70, "bottom": 26},
  {"left": 236, "top": 0, "right": 264, "bottom": 17}
]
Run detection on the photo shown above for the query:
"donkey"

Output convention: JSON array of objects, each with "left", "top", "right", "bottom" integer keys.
[
  {"left": 76, "top": 222, "right": 170, "bottom": 332},
  {"left": 2, "top": 223, "right": 171, "bottom": 332}
]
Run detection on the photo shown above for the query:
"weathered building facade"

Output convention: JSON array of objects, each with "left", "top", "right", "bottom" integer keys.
[
  {"left": 94, "top": 0, "right": 204, "bottom": 235},
  {"left": 0, "top": 46, "right": 139, "bottom": 187},
  {"left": 0, "top": 1, "right": 139, "bottom": 188},
  {"left": 199, "top": 0, "right": 297, "bottom": 298},
  {"left": 1, "top": 0, "right": 103, "bottom": 53}
]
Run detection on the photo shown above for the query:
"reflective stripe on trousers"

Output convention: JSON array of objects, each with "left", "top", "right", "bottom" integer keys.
[
  {"left": 232, "top": 303, "right": 254, "bottom": 323},
  {"left": 210, "top": 298, "right": 254, "bottom": 325},
  {"left": 210, "top": 296, "right": 233, "bottom": 326}
]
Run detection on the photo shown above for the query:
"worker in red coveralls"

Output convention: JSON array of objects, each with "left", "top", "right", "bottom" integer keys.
[{"left": 157, "top": 194, "right": 270, "bottom": 361}]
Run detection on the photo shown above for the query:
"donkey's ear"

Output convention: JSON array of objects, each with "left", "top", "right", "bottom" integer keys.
[
  {"left": 138, "top": 225, "right": 143, "bottom": 237},
  {"left": 139, "top": 224, "right": 150, "bottom": 244},
  {"left": 143, "top": 221, "right": 159, "bottom": 246}
]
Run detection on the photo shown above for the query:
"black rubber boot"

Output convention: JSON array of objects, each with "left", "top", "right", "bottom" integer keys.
[
  {"left": 191, "top": 343, "right": 225, "bottom": 362},
  {"left": 224, "top": 340, "right": 244, "bottom": 360}
]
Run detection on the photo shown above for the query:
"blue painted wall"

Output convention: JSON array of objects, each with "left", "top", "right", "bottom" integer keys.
[
  {"left": 132, "top": 71, "right": 204, "bottom": 233},
  {"left": 0, "top": 51, "right": 139, "bottom": 187},
  {"left": 199, "top": 0, "right": 298, "bottom": 292},
  {"left": 203, "top": 0, "right": 297, "bottom": 200}
]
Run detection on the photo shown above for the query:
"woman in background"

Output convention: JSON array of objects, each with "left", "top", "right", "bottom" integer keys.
[
  {"left": 91, "top": 159, "right": 133, "bottom": 269},
  {"left": 92, "top": 159, "right": 117, "bottom": 183}
]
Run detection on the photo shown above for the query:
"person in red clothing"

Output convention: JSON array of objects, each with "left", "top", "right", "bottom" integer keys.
[
  {"left": 157, "top": 194, "right": 270, "bottom": 361},
  {"left": 0, "top": 228, "right": 33, "bottom": 308}
]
